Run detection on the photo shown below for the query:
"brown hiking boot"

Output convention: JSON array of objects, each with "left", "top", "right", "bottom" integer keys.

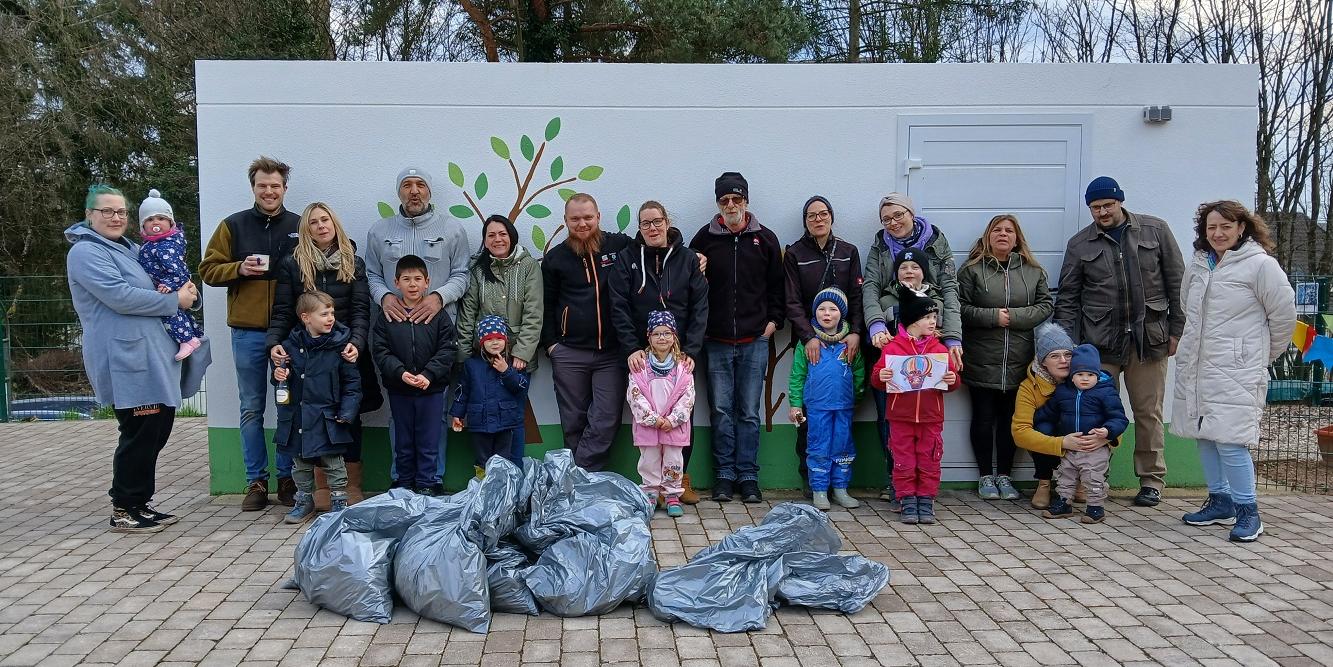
[
  {"left": 241, "top": 479, "right": 269, "bottom": 511},
  {"left": 679, "top": 474, "right": 700, "bottom": 505},
  {"left": 276, "top": 477, "right": 297, "bottom": 507}
]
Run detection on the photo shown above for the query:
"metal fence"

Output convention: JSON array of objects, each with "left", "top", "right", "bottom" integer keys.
[
  {"left": 0, "top": 276, "right": 206, "bottom": 421},
  {"left": 1255, "top": 274, "right": 1333, "bottom": 494}
]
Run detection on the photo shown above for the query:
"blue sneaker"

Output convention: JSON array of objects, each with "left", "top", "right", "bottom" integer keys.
[
  {"left": 917, "top": 497, "right": 937, "bottom": 524},
  {"left": 329, "top": 491, "right": 348, "bottom": 513},
  {"left": 1229, "top": 503, "right": 1263, "bottom": 542},
  {"left": 900, "top": 496, "right": 919, "bottom": 525},
  {"left": 1184, "top": 493, "right": 1236, "bottom": 526},
  {"left": 1043, "top": 495, "right": 1074, "bottom": 519},
  {"left": 977, "top": 475, "right": 1000, "bottom": 500},
  {"left": 284, "top": 491, "right": 316, "bottom": 524}
]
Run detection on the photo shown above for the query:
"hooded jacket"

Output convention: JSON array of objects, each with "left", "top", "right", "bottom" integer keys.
[
  {"left": 1053, "top": 208, "right": 1185, "bottom": 365},
  {"left": 869, "top": 327, "right": 959, "bottom": 423},
  {"left": 363, "top": 204, "right": 471, "bottom": 316},
  {"left": 199, "top": 204, "right": 300, "bottom": 330},
  {"left": 627, "top": 363, "right": 695, "bottom": 446},
  {"left": 1170, "top": 240, "right": 1295, "bottom": 446},
  {"left": 1033, "top": 369, "right": 1129, "bottom": 441},
  {"left": 372, "top": 300, "right": 457, "bottom": 395},
  {"left": 610, "top": 227, "right": 710, "bottom": 358},
  {"left": 540, "top": 231, "right": 633, "bottom": 352},
  {"left": 1011, "top": 363, "right": 1065, "bottom": 457},
  {"left": 456, "top": 244, "right": 543, "bottom": 366},
  {"left": 266, "top": 249, "right": 371, "bottom": 353},
  {"left": 784, "top": 197, "right": 865, "bottom": 343},
  {"left": 451, "top": 355, "right": 530, "bottom": 433},
  {"left": 789, "top": 341, "right": 865, "bottom": 411},
  {"left": 274, "top": 322, "right": 362, "bottom": 459},
  {"left": 863, "top": 219, "right": 962, "bottom": 345},
  {"left": 689, "top": 212, "right": 785, "bottom": 342},
  {"left": 958, "top": 253, "right": 1054, "bottom": 390}
]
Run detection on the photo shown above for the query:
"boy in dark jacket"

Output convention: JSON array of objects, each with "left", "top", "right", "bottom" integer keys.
[
  {"left": 451, "top": 315, "right": 531, "bottom": 477},
  {"left": 273, "top": 291, "right": 362, "bottom": 524},
  {"left": 372, "top": 255, "right": 456, "bottom": 495},
  {"left": 1034, "top": 344, "right": 1127, "bottom": 523}
]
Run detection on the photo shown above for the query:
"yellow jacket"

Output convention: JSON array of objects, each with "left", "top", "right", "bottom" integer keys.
[{"left": 1011, "top": 364, "right": 1064, "bottom": 458}]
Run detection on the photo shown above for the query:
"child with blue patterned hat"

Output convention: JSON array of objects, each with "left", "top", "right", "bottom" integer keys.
[
  {"left": 451, "top": 314, "right": 530, "bottom": 477},
  {"left": 627, "top": 310, "right": 696, "bottom": 518}
]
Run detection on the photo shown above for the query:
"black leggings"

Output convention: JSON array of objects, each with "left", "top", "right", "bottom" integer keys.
[
  {"left": 968, "top": 386, "right": 1018, "bottom": 477},
  {"left": 1032, "top": 452, "right": 1061, "bottom": 481},
  {"left": 112, "top": 405, "right": 176, "bottom": 508}
]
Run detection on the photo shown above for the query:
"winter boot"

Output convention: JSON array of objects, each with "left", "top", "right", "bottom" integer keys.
[
  {"left": 1081, "top": 505, "right": 1105, "bottom": 524},
  {"left": 284, "top": 491, "right": 316, "bottom": 524},
  {"left": 812, "top": 491, "right": 831, "bottom": 511},
  {"left": 1183, "top": 492, "right": 1236, "bottom": 526},
  {"left": 711, "top": 478, "right": 734, "bottom": 502},
  {"left": 329, "top": 491, "right": 348, "bottom": 514},
  {"left": 241, "top": 479, "right": 269, "bottom": 512},
  {"left": 739, "top": 480, "right": 762, "bottom": 503},
  {"left": 312, "top": 470, "right": 331, "bottom": 511},
  {"left": 679, "top": 474, "right": 700, "bottom": 505},
  {"left": 900, "top": 496, "right": 920, "bottom": 525},
  {"left": 831, "top": 488, "right": 860, "bottom": 509},
  {"left": 1031, "top": 480, "right": 1052, "bottom": 510},
  {"left": 917, "top": 497, "right": 937, "bottom": 524},
  {"left": 277, "top": 476, "right": 297, "bottom": 507},
  {"left": 1043, "top": 495, "right": 1074, "bottom": 519},
  {"left": 1229, "top": 502, "right": 1263, "bottom": 542},
  {"left": 345, "top": 462, "right": 364, "bottom": 505}
]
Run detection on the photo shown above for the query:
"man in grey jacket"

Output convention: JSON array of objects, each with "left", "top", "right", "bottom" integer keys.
[
  {"left": 1053, "top": 176, "right": 1185, "bottom": 508},
  {"left": 365, "top": 167, "right": 471, "bottom": 490}
]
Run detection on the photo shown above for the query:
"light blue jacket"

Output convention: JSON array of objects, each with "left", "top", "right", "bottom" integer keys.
[{"left": 66, "top": 222, "right": 183, "bottom": 409}]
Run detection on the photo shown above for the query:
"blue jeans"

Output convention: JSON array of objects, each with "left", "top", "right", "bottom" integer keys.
[
  {"left": 232, "top": 328, "right": 291, "bottom": 482},
  {"left": 705, "top": 339, "right": 768, "bottom": 483},
  {"left": 1197, "top": 439, "right": 1257, "bottom": 505}
]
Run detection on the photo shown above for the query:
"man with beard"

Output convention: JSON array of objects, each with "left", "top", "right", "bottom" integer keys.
[
  {"left": 364, "top": 167, "right": 470, "bottom": 492},
  {"left": 690, "top": 172, "right": 785, "bottom": 503},
  {"left": 542, "top": 193, "right": 634, "bottom": 471}
]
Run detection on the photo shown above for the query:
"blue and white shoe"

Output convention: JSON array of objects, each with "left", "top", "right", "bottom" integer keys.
[
  {"left": 977, "top": 475, "right": 1000, "bottom": 500},
  {"left": 1229, "top": 503, "right": 1263, "bottom": 542},
  {"left": 995, "top": 475, "right": 1021, "bottom": 500},
  {"left": 1183, "top": 493, "right": 1236, "bottom": 526},
  {"left": 329, "top": 491, "right": 348, "bottom": 514},
  {"left": 284, "top": 491, "right": 316, "bottom": 524}
]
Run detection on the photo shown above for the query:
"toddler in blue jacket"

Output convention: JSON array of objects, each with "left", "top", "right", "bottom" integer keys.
[
  {"left": 1034, "top": 343, "right": 1127, "bottom": 523},
  {"left": 451, "top": 315, "right": 530, "bottom": 477}
]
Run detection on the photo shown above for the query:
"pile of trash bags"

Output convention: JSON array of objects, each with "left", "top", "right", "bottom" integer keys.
[
  {"left": 648, "top": 503, "right": 891, "bottom": 632},
  {"left": 284, "top": 449, "right": 655, "bottom": 632},
  {"left": 285, "top": 449, "right": 890, "bottom": 634}
]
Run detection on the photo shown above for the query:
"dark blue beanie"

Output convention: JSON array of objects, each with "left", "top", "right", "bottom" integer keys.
[
  {"left": 1085, "top": 176, "right": 1125, "bottom": 206},
  {"left": 1070, "top": 344, "right": 1103, "bottom": 376}
]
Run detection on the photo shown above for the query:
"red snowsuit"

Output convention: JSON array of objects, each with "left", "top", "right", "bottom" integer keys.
[{"left": 869, "top": 328, "right": 959, "bottom": 499}]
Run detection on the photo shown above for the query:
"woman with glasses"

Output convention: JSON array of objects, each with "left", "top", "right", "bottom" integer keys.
[
  {"left": 862, "top": 192, "right": 962, "bottom": 506},
  {"left": 958, "top": 214, "right": 1054, "bottom": 503},
  {"left": 610, "top": 200, "right": 709, "bottom": 504},
  {"left": 782, "top": 196, "right": 864, "bottom": 496},
  {"left": 455, "top": 214, "right": 543, "bottom": 461},
  {"left": 267, "top": 202, "right": 376, "bottom": 505},
  {"left": 67, "top": 185, "right": 200, "bottom": 533}
]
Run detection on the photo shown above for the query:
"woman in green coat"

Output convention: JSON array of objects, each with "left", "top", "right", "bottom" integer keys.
[
  {"left": 456, "top": 214, "right": 544, "bottom": 459},
  {"left": 957, "top": 214, "right": 1053, "bottom": 502}
]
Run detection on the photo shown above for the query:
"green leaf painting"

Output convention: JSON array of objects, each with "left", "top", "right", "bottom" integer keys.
[
  {"left": 550, "top": 156, "right": 564, "bottom": 181},
  {"left": 558, "top": 188, "right": 577, "bottom": 202},
  {"left": 520, "top": 135, "right": 535, "bottom": 162},
  {"left": 545, "top": 117, "right": 561, "bottom": 142},
  {"left": 491, "top": 137, "right": 510, "bottom": 160},
  {"left": 532, "top": 225, "right": 547, "bottom": 251},
  {"left": 377, "top": 201, "right": 394, "bottom": 219},
  {"left": 475, "top": 173, "right": 488, "bottom": 200},
  {"left": 449, "top": 205, "right": 475, "bottom": 219},
  {"left": 578, "top": 165, "right": 603, "bottom": 181},
  {"left": 448, "top": 163, "right": 465, "bottom": 188},
  {"left": 617, "top": 205, "right": 631, "bottom": 232},
  {"left": 526, "top": 204, "right": 552, "bottom": 219}
]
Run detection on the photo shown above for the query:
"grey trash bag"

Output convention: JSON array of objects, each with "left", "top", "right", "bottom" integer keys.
[
  {"left": 522, "top": 517, "right": 657, "bottom": 616},
  {"left": 515, "top": 449, "right": 652, "bottom": 552},
  {"left": 286, "top": 488, "right": 446, "bottom": 623},
  {"left": 393, "top": 502, "right": 492, "bottom": 633},
  {"left": 486, "top": 541, "right": 539, "bottom": 616},
  {"left": 466, "top": 456, "right": 530, "bottom": 551},
  {"left": 776, "top": 552, "right": 891, "bottom": 613}
]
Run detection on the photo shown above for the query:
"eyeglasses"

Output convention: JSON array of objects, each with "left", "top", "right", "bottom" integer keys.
[
  {"left": 650, "top": 331, "right": 675, "bottom": 339},
  {"left": 639, "top": 217, "right": 667, "bottom": 229},
  {"left": 718, "top": 196, "right": 745, "bottom": 207},
  {"left": 805, "top": 210, "right": 831, "bottom": 222},
  {"left": 880, "top": 211, "right": 910, "bottom": 225},
  {"left": 1047, "top": 351, "right": 1073, "bottom": 360},
  {"left": 1090, "top": 203, "right": 1119, "bottom": 214},
  {"left": 93, "top": 208, "right": 130, "bottom": 219}
]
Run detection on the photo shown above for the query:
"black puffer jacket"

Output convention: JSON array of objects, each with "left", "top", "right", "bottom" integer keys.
[
  {"left": 689, "top": 213, "right": 785, "bottom": 342},
  {"left": 372, "top": 307, "right": 457, "bottom": 395},
  {"left": 609, "top": 228, "right": 710, "bottom": 357},
  {"left": 266, "top": 252, "right": 371, "bottom": 353},
  {"left": 784, "top": 232, "right": 864, "bottom": 343},
  {"left": 540, "top": 232, "right": 633, "bottom": 352}
]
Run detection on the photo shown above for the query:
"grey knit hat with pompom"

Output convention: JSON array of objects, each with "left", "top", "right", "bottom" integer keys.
[{"left": 1034, "top": 321, "right": 1075, "bottom": 363}]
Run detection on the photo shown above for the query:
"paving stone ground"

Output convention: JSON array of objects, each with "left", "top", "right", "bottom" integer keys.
[{"left": 2, "top": 418, "right": 1333, "bottom": 667}]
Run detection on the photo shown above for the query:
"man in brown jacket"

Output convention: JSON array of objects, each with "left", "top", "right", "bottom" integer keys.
[{"left": 1053, "top": 176, "right": 1185, "bottom": 507}]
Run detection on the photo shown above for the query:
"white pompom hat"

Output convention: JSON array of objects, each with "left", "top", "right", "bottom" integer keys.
[{"left": 138, "top": 188, "right": 175, "bottom": 225}]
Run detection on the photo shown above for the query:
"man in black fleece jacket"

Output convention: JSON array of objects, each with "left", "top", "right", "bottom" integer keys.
[
  {"left": 541, "top": 193, "right": 633, "bottom": 471},
  {"left": 689, "top": 172, "right": 785, "bottom": 503}
]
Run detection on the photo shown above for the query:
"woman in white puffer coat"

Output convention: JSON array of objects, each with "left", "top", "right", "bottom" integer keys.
[{"left": 1170, "top": 201, "right": 1295, "bottom": 543}]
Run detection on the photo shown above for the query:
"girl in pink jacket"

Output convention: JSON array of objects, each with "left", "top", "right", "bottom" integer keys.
[{"left": 627, "top": 310, "right": 696, "bottom": 518}]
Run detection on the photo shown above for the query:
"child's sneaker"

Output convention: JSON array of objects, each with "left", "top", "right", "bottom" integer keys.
[
  {"left": 109, "top": 506, "right": 165, "bottom": 534},
  {"left": 1229, "top": 503, "right": 1263, "bottom": 542},
  {"left": 978, "top": 475, "right": 1000, "bottom": 500},
  {"left": 831, "top": 488, "right": 860, "bottom": 509},
  {"left": 1183, "top": 493, "right": 1236, "bottom": 526},
  {"left": 900, "top": 496, "right": 919, "bottom": 524},
  {"left": 1043, "top": 495, "right": 1074, "bottom": 519},
  {"left": 329, "top": 491, "right": 348, "bottom": 513},
  {"left": 135, "top": 504, "right": 179, "bottom": 526},
  {"left": 995, "top": 475, "right": 1021, "bottom": 500},
  {"left": 1081, "top": 505, "right": 1105, "bottom": 523},
  {"left": 665, "top": 496, "right": 684, "bottom": 518},
  {"left": 645, "top": 490, "right": 661, "bottom": 510},
  {"left": 284, "top": 491, "right": 316, "bottom": 524},
  {"left": 174, "top": 337, "right": 201, "bottom": 361},
  {"left": 917, "top": 497, "right": 937, "bottom": 524},
  {"left": 812, "top": 491, "right": 831, "bottom": 511}
]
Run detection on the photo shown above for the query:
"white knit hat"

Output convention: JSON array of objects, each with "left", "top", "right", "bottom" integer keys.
[{"left": 138, "top": 189, "right": 175, "bottom": 225}]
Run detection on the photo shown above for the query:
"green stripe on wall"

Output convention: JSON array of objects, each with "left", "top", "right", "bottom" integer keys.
[{"left": 207, "top": 422, "right": 1204, "bottom": 494}]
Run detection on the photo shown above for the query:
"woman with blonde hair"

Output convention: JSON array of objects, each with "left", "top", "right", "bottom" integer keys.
[
  {"left": 958, "top": 214, "right": 1054, "bottom": 504},
  {"left": 267, "top": 202, "right": 376, "bottom": 504},
  {"left": 1172, "top": 200, "right": 1294, "bottom": 542}
]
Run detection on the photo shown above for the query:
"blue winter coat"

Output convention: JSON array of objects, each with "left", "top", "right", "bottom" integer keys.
[
  {"left": 65, "top": 222, "right": 183, "bottom": 409},
  {"left": 450, "top": 356, "right": 530, "bottom": 433},
  {"left": 274, "top": 323, "right": 362, "bottom": 459},
  {"left": 1033, "top": 371, "right": 1129, "bottom": 440}
]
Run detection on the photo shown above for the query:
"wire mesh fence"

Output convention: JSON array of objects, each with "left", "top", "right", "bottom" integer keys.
[{"left": 0, "top": 276, "right": 206, "bottom": 421}]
